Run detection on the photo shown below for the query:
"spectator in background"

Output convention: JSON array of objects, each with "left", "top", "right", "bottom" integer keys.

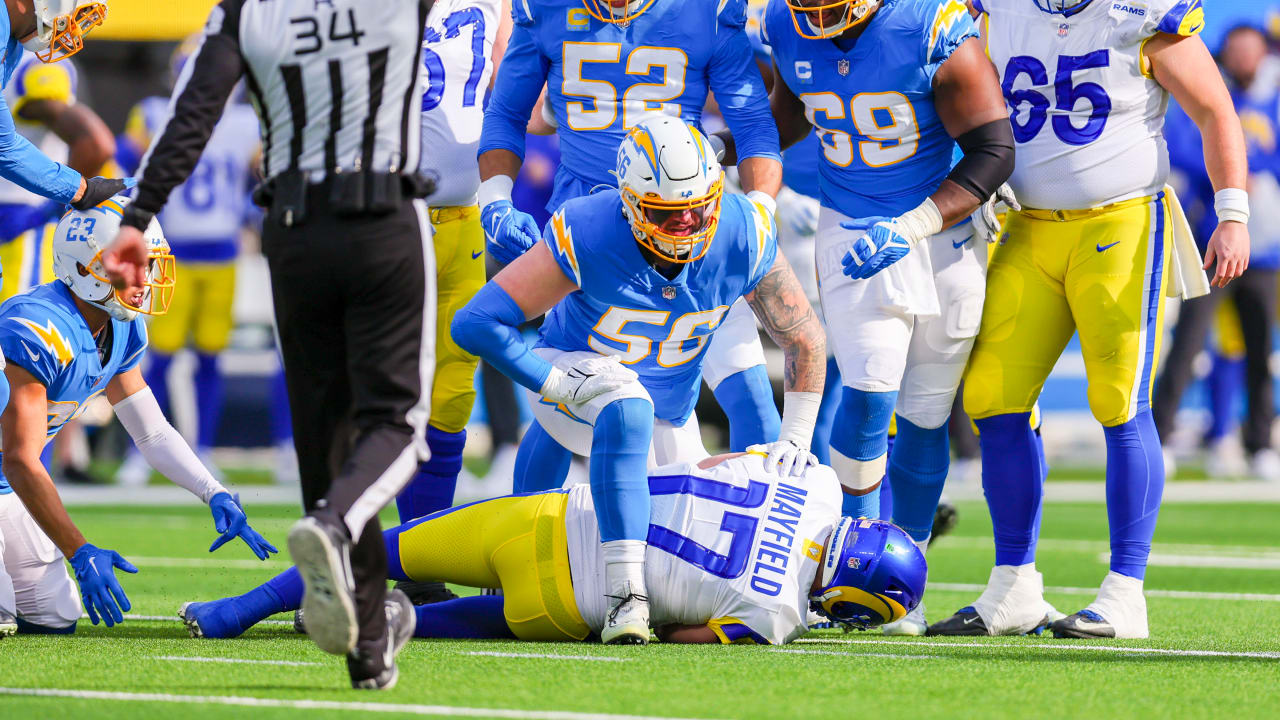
[
  {"left": 1154, "top": 24, "right": 1280, "bottom": 481},
  {"left": 113, "top": 38, "right": 260, "bottom": 486}
]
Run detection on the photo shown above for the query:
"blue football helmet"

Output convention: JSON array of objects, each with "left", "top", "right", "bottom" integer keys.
[
  {"left": 1032, "top": 0, "right": 1093, "bottom": 14},
  {"left": 809, "top": 517, "right": 927, "bottom": 630}
]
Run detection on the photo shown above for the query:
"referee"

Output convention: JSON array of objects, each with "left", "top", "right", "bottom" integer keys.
[{"left": 104, "top": 0, "right": 436, "bottom": 689}]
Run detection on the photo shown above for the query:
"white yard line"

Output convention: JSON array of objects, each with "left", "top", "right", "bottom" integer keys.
[
  {"left": 940, "top": 536, "right": 1280, "bottom": 557},
  {"left": 928, "top": 582, "right": 1280, "bottom": 603},
  {"left": 83, "top": 613, "right": 294, "bottom": 626},
  {"left": 1135, "top": 553, "right": 1280, "bottom": 570},
  {"left": 793, "top": 639, "right": 1280, "bottom": 659},
  {"left": 770, "top": 648, "right": 940, "bottom": 660},
  {"left": 150, "top": 655, "right": 321, "bottom": 667},
  {"left": 463, "top": 651, "right": 627, "bottom": 663},
  {"left": 0, "top": 688, "right": 720, "bottom": 720},
  {"left": 128, "top": 556, "right": 291, "bottom": 570}
]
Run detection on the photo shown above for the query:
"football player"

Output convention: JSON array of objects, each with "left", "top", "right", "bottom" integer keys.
[
  {"left": 1, "top": 1, "right": 129, "bottom": 222},
  {"left": 0, "top": 198, "right": 276, "bottom": 637},
  {"left": 716, "top": 0, "right": 1014, "bottom": 634},
  {"left": 932, "top": 0, "right": 1249, "bottom": 639},
  {"left": 477, "top": 0, "right": 788, "bottom": 462},
  {"left": 181, "top": 452, "right": 928, "bottom": 645},
  {"left": 113, "top": 36, "right": 260, "bottom": 485},
  {"left": 390, "top": 0, "right": 513, "bottom": 607},
  {"left": 453, "top": 116, "right": 826, "bottom": 644},
  {"left": 0, "top": 49, "right": 115, "bottom": 299}
]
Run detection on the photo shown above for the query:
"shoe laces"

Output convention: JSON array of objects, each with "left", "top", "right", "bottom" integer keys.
[{"left": 605, "top": 592, "right": 649, "bottom": 624}]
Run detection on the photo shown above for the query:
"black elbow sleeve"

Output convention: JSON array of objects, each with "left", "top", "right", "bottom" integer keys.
[{"left": 947, "top": 119, "right": 1016, "bottom": 202}]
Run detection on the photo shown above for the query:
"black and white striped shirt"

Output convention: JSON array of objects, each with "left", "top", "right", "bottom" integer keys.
[{"left": 126, "top": 0, "right": 431, "bottom": 228}]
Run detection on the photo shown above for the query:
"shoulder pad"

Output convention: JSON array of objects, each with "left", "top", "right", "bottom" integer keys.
[{"left": 1147, "top": 0, "right": 1204, "bottom": 38}]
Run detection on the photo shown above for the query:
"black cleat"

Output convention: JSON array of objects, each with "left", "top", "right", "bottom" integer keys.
[
  {"left": 394, "top": 580, "right": 459, "bottom": 606},
  {"left": 1050, "top": 610, "right": 1116, "bottom": 639},
  {"left": 348, "top": 589, "right": 417, "bottom": 690},
  {"left": 293, "top": 608, "right": 306, "bottom": 634},
  {"left": 929, "top": 502, "right": 959, "bottom": 547},
  {"left": 926, "top": 606, "right": 989, "bottom": 636}
]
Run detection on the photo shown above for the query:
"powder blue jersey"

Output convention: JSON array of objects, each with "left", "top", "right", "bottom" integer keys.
[
  {"left": 746, "top": 0, "right": 820, "bottom": 199},
  {"left": 0, "top": 282, "right": 148, "bottom": 493},
  {"left": 764, "top": 0, "right": 976, "bottom": 218},
  {"left": 481, "top": 0, "right": 780, "bottom": 210},
  {"left": 538, "top": 191, "right": 777, "bottom": 424}
]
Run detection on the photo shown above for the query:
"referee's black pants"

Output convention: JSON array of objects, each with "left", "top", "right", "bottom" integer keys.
[
  {"left": 1153, "top": 266, "right": 1277, "bottom": 455},
  {"left": 262, "top": 190, "right": 435, "bottom": 649}
]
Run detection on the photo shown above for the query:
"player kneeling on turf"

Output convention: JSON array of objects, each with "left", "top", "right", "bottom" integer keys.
[
  {"left": 181, "top": 453, "right": 926, "bottom": 644},
  {"left": 0, "top": 197, "right": 276, "bottom": 636}
]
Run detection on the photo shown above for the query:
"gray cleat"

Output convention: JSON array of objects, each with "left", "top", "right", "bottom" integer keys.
[
  {"left": 1050, "top": 610, "right": 1116, "bottom": 639},
  {"left": 349, "top": 589, "right": 417, "bottom": 690},
  {"left": 288, "top": 514, "right": 357, "bottom": 655},
  {"left": 926, "top": 606, "right": 989, "bottom": 636}
]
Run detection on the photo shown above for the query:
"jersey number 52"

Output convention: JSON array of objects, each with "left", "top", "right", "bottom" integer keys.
[{"left": 561, "top": 42, "right": 687, "bottom": 131}]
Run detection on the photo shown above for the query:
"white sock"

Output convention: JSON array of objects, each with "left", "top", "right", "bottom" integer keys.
[
  {"left": 913, "top": 537, "right": 929, "bottom": 557},
  {"left": 602, "top": 539, "right": 648, "bottom": 598}
]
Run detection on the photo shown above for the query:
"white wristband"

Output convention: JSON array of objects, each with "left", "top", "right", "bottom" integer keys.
[
  {"left": 897, "top": 197, "right": 944, "bottom": 245},
  {"left": 778, "top": 391, "right": 823, "bottom": 449},
  {"left": 1215, "top": 188, "right": 1250, "bottom": 225},
  {"left": 477, "top": 174, "right": 514, "bottom": 210},
  {"left": 746, "top": 190, "right": 777, "bottom": 217}
]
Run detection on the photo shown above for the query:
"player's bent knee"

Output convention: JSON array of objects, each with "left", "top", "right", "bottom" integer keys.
[
  {"left": 593, "top": 397, "right": 655, "bottom": 450},
  {"left": 1087, "top": 384, "right": 1133, "bottom": 428}
]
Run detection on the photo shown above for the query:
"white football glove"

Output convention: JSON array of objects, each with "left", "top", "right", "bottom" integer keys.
[
  {"left": 747, "top": 440, "right": 819, "bottom": 478},
  {"left": 971, "top": 183, "right": 1021, "bottom": 244},
  {"left": 540, "top": 354, "right": 638, "bottom": 405}
]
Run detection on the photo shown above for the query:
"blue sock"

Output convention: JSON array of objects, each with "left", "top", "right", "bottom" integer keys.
[
  {"left": 194, "top": 352, "right": 224, "bottom": 451},
  {"left": 888, "top": 418, "right": 950, "bottom": 542},
  {"left": 1205, "top": 353, "right": 1244, "bottom": 442},
  {"left": 879, "top": 433, "right": 896, "bottom": 519},
  {"left": 16, "top": 618, "right": 75, "bottom": 634},
  {"left": 145, "top": 352, "right": 174, "bottom": 416},
  {"left": 976, "top": 413, "right": 1044, "bottom": 566},
  {"left": 270, "top": 369, "right": 293, "bottom": 444},
  {"left": 811, "top": 357, "right": 842, "bottom": 466},
  {"left": 1103, "top": 410, "right": 1164, "bottom": 580},
  {"left": 713, "top": 365, "right": 781, "bottom": 450},
  {"left": 591, "top": 398, "right": 654, "bottom": 542},
  {"left": 414, "top": 595, "right": 515, "bottom": 639},
  {"left": 263, "top": 567, "right": 303, "bottom": 609},
  {"left": 395, "top": 426, "right": 465, "bottom": 523},
  {"left": 513, "top": 421, "right": 572, "bottom": 494},
  {"left": 831, "top": 387, "right": 896, "bottom": 520}
]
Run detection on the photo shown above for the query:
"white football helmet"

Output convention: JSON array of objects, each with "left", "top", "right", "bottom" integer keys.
[
  {"left": 616, "top": 115, "right": 724, "bottom": 264},
  {"left": 1033, "top": 0, "right": 1091, "bottom": 13},
  {"left": 785, "top": 0, "right": 880, "bottom": 39},
  {"left": 22, "top": 1, "right": 107, "bottom": 63},
  {"left": 52, "top": 196, "right": 175, "bottom": 322}
]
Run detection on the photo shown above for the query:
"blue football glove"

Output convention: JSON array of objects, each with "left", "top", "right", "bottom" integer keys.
[
  {"left": 208, "top": 492, "right": 279, "bottom": 560},
  {"left": 841, "top": 216, "right": 913, "bottom": 279},
  {"left": 481, "top": 199, "right": 540, "bottom": 265},
  {"left": 69, "top": 543, "right": 138, "bottom": 627}
]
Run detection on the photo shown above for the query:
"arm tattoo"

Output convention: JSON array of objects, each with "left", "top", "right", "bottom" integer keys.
[{"left": 745, "top": 253, "right": 827, "bottom": 394}]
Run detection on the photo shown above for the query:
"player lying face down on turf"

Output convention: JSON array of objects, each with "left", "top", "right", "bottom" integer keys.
[
  {"left": 449, "top": 116, "right": 827, "bottom": 645},
  {"left": 0, "top": 198, "right": 276, "bottom": 635},
  {"left": 180, "top": 452, "right": 927, "bottom": 644}
]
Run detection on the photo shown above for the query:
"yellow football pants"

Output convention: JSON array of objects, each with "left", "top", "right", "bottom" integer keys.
[
  {"left": 429, "top": 205, "right": 486, "bottom": 433},
  {"left": 396, "top": 490, "right": 590, "bottom": 641},
  {"left": 964, "top": 193, "right": 1172, "bottom": 428},
  {"left": 0, "top": 223, "right": 55, "bottom": 301},
  {"left": 148, "top": 261, "right": 238, "bottom": 355}
]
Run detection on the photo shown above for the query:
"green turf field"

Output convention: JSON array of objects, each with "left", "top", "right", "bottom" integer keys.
[{"left": 2, "top": 494, "right": 1278, "bottom": 720}]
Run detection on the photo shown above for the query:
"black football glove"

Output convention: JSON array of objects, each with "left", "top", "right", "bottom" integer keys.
[{"left": 70, "top": 176, "right": 137, "bottom": 211}]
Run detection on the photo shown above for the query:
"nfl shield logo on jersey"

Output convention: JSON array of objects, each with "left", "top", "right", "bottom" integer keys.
[
  {"left": 1058, "top": 23, "right": 1070, "bottom": 37},
  {"left": 662, "top": 286, "right": 677, "bottom": 300},
  {"left": 837, "top": 59, "right": 850, "bottom": 76}
]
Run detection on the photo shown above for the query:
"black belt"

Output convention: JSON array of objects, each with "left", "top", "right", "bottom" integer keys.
[{"left": 253, "top": 170, "right": 437, "bottom": 228}]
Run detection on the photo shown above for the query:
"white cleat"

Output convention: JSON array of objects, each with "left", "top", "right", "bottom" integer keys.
[
  {"left": 601, "top": 584, "right": 650, "bottom": 645},
  {"left": 1249, "top": 449, "right": 1280, "bottom": 483},
  {"left": 288, "top": 515, "right": 358, "bottom": 655},
  {"left": 881, "top": 603, "right": 927, "bottom": 636},
  {"left": 929, "top": 564, "right": 1059, "bottom": 636},
  {"left": 115, "top": 451, "right": 151, "bottom": 487},
  {"left": 0, "top": 622, "right": 16, "bottom": 638},
  {"left": 1052, "top": 571, "right": 1148, "bottom": 639}
]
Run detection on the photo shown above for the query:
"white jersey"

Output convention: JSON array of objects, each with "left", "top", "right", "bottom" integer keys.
[
  {"left": 566, "top": 455, "right": 843, "bottom": 645},
  {"left": 418, "top": 0, "right": 501, "bottom": 207},
  {"left": 978, "top": 0, "right": 1206, "bottom": 210},
  {"left": 0, "top": 54, "right": 77, "bottom": 206}
]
